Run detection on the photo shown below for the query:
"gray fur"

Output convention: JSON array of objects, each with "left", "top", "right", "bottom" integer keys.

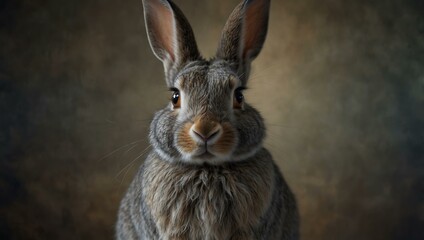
[{"left": 117, "top": 0, "right": 299, "bottom": 239}]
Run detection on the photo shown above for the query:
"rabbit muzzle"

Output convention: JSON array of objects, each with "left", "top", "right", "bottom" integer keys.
[{"left": 176, "top": 115, "right": 237, "bottom": 163}]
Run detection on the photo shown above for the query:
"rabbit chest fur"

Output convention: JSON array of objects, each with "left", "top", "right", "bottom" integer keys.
[
  {"left": 143, "top": 151, "right": 273, "bottom": 239},
  {"left": 118, "top": 150, "right": 298, "bottom": 240}
]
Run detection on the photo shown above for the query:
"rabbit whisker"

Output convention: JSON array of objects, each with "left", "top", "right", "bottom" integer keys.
[
  {"left": 115, "top": 144, "right": 152, "bottom": 181},
  {"left": 98, "top": 139, "right": 145, "bottom": 162}
]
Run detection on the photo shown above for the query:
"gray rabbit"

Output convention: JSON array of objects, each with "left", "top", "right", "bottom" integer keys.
[{"left": 116, "top": 0, "right": 299, "bottom": 239}]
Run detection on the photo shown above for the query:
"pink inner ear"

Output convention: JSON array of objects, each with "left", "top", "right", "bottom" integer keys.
[
  {"left": 148, "top": 1, "right": 175, "bottom": 61},
  {"left": 243, "top": 0, "right": 268, "bottom": 59}
]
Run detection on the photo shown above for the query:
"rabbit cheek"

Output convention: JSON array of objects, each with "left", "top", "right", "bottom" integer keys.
[
  {"left": 210, "top": 122, "right": 237, "bottom": 156},
  {"left": 176, "top": 122, "right": 197, "bottom": 154}
]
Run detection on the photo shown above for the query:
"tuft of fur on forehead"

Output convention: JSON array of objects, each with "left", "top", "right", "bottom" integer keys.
[{"left": 173, "top": 59, "right": 240, "bottom": 87}]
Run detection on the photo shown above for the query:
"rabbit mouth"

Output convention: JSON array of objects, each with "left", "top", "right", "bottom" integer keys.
[
  {"left": 179, "top": 143, "right": 236, "bottom": 163},
  {"left": 190, "top": 145, "right": 220, "bottom": 159},
  {"left": 195, "top": 151, "right": 215, "bottom": 159}
]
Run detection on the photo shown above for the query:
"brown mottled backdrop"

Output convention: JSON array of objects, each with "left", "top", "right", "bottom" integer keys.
[{"left": 0, "top": 0, "right": 423, "bottom": 239}]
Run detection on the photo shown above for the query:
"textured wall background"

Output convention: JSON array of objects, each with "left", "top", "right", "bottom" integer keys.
[{"left": 1, "top": 0, "right": 423, "bottom": 239}]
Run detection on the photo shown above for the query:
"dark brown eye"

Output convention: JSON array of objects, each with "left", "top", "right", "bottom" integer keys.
[
  {"left": 233, "top": 88, "right": 244, "bottom": 109},
  {"left": 171, "top": 90, "right": 180, "bottom": 108}
]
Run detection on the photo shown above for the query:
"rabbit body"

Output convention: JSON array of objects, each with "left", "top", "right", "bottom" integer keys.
[
  {"left": 117, "top": 150, "right": 298, "bottom": 240},
  {"left": 117, "top": 0, "right": 299, "bottom": 239}
]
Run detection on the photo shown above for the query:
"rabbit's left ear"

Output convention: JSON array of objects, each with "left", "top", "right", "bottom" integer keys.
[
  {"left": 216, "top": 0, "right": 270, "bottom": 84},
  {"left": 142, "top": 0, "right": 201, "bottom": 82}
]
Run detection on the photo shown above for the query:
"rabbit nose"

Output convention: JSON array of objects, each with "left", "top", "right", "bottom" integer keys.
[{"left": 190, "top": 119, "right": 222, "bottom": 144}]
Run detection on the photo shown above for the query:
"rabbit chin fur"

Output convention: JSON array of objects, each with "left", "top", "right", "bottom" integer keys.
[{"left": 117, "top": 0, "right": 299, "bottom": 239}]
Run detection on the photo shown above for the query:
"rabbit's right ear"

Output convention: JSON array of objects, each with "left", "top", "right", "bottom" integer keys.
[
  {"left": 216, "top": 0, "right": 271, "bottom": 85},
  {"left": 142, "top": 0, "right": 200, "bottom": 82}
]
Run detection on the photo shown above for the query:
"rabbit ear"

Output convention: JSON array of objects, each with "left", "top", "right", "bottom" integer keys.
[
  {"left": 216, "top": 0, "right": 270, "bottom": 84},
  {"left": 142, "top": 0, "right": 200, "bottom": 80}
]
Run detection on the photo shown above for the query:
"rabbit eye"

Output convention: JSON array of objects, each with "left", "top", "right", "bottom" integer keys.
[
  {"left": 171, "top": 89, "right": 181, "bottom": 108},
  {"left": 233, "top": 88, "right": 244, "bottom": 109}
]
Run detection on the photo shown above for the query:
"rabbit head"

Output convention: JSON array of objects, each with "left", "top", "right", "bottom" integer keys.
[{"left": 143, "top": 0, "right": 270, "bottom": 164}]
